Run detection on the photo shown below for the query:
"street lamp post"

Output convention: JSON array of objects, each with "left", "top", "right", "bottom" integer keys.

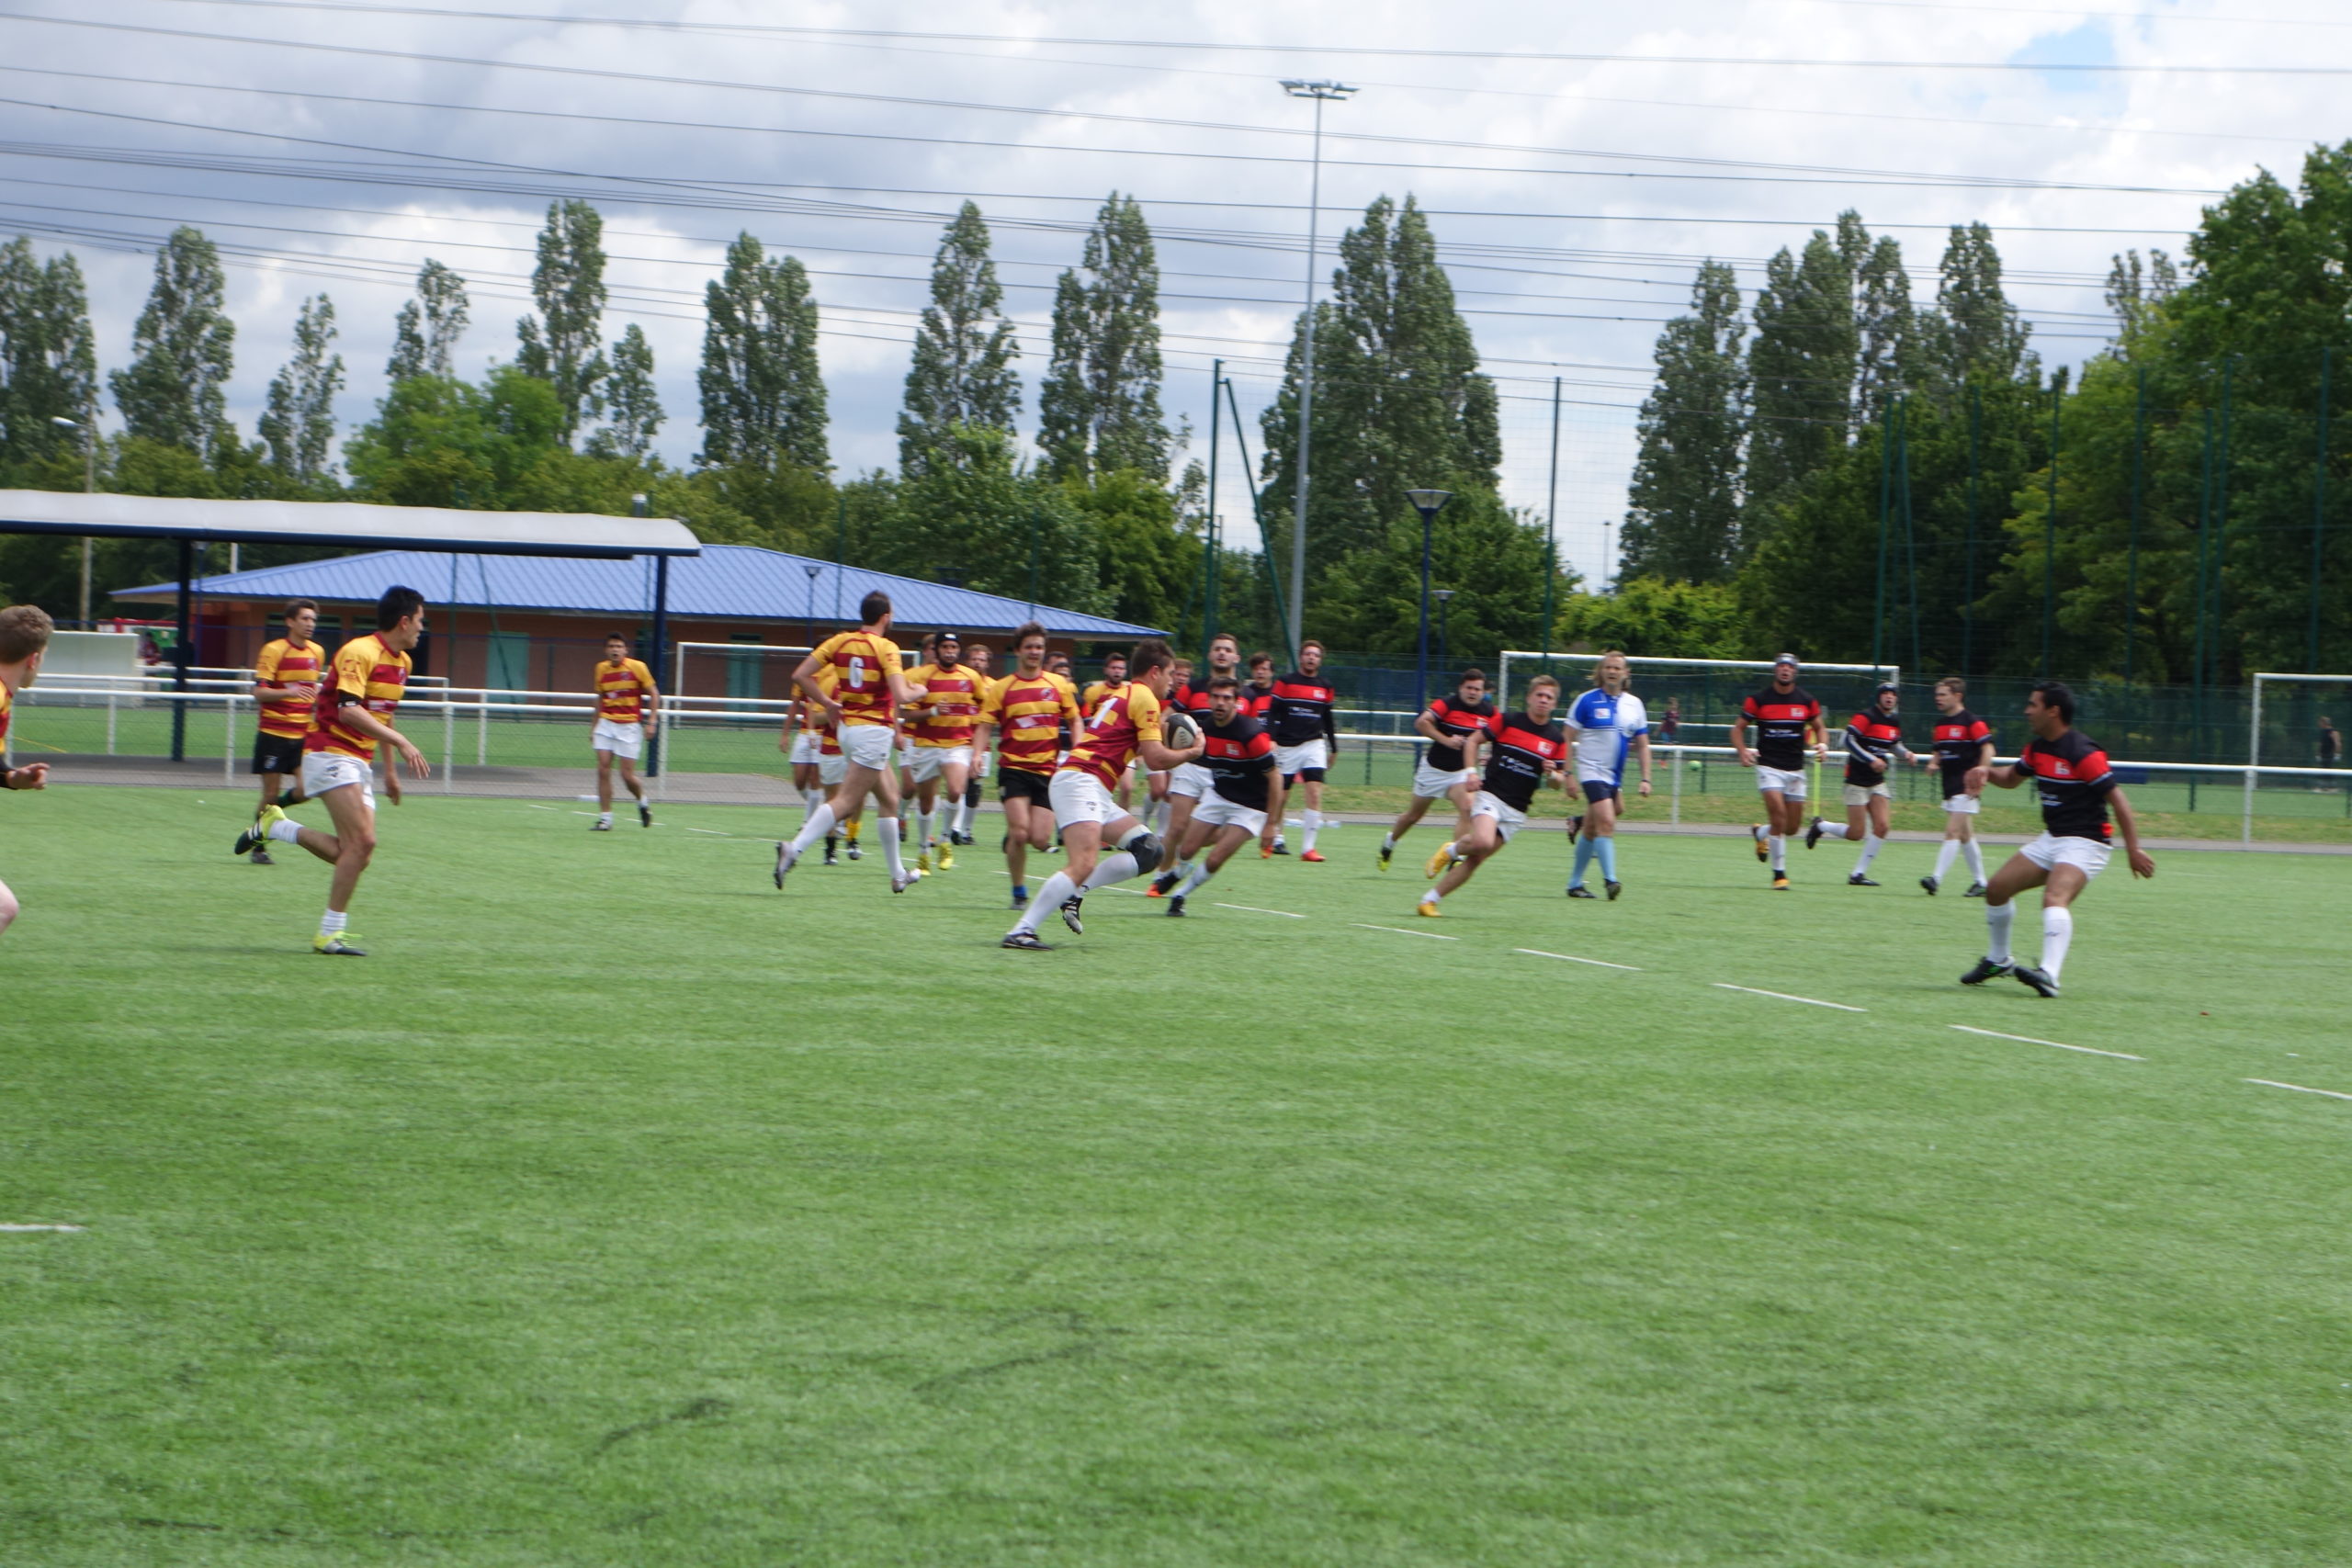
[
  {"left": 1406, "top": 488, "right": 1452, "bottom": 719},
  {"left": 51, "top": 413, "right": 96, "bottom": 626},
  {"left": 1278, "top": 77, "right": 1355, "bottom": 662},
  {"left": 1434, "top": 589, "right": 1456, "bottom": 665}
]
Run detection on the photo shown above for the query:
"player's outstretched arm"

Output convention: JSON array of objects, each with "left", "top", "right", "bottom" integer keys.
[
  {"left": 2111, "top": 786, "right": 2157, "bottom": 878},
  {"left": 1970, "top": 759, "right": 2024, "bottom": 792},
  {"left": 336, "top": 703, "right": 430, "bottom": 778}
]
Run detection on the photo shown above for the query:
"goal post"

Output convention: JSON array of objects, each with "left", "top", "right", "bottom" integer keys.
[
  {"left": 2247, "top": 671, "right": 2352, "bottom": 845},
  {"left": 660, "top": 642, "right": 814, "bottom": 795}
]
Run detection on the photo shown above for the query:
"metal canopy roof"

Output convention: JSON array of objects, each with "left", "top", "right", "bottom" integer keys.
[
  {"left": 0, "top": 489, "right": 701, "bottom": 559},
  {"left": 115, "top": 544, "right": 1165, "bottom": 638}
]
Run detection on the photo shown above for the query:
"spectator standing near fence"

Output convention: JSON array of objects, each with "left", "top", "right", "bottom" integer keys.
[{"left": 2321, "top": 716, "right": 2343, "bottom": 769}]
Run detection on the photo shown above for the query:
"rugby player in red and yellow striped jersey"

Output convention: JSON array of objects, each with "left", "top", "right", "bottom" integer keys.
[
  {"left": 244, "top": 598, "right": 322, "bottom": 859},
  {"left": 974, "top": 620, "right": 1080, "bottom": 908},
  {"left": 1001, "top": 637, "right": 1204, "bottom": 950},
  {"left": 775, "top": 590, "right": 926, "bottom": 894},
  {"left": 0, "top": 604, "right": 56, "bottom": 944},
  {"left": 900, "top": 629, "right": 983, "bottom": 873},
  {"left": 234, "top": 586, "right": 432, "bottom": 955},
  {"left": 590, "top": 633, "right": 660, "bottom": 831}
]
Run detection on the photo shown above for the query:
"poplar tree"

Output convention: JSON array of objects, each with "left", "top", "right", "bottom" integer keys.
[
  {"left": 1935, "top": 221, "right": 2033, "bottom": 383},
  {"left": 1621, "top": 260, "right": 1748, "bottom": 582},
  {"left": 588, "top": 322, "right": 662, "bottom": 461},
  {"left": 898, "top": 201, "right": 1019, "bottom": 478},
  {"left": 1746, "top": 225, "right": 1857, "bottom": 512},
  {"left": 1037, "top": 192, "right": 1170, "bottom": 481},
  {"left": 697, "top": 232, "right": 826, "bottom": 471},
  {"left": 0, "top": 239, "right": 97, "bottom": 471},
  {"left": 387, "top": 259, "right": 469, "bottom": 381},
  {"left": 515, "top": 199, "right": 609, "bottom": 446},
  {"left": 258, "top": 293, "right": 345, "bottom": 483},
  {"left": 110, "top": 225, "right": 235, "bottom": 457},
  {"left": 1854, "top": 234, "right": 1917, "bottom": 429}
]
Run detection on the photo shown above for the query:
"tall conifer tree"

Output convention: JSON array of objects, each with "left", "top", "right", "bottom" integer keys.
[
  {"left": 111, "top": 225, "right": 235, "bottom": 457},
  {"left": 387, "top": 259, "right": 469, "bottom": 381},
  {"left": 258, "top": 293, "right": 345, "bottom": 483},
  {"left": 698, "top": 232, "right": 826, "bottom": 471},
  {"left": 589, "top": 322, "right": 663, "bottom": 461},
  {"left": 0, "top": 239, "right": 97, "bottom": 470},
  {"left": 1622, "top": 261, "right": 1748, "bottom": 582},
  {"left": 1038, "top": 192, "right": 1170, "bottom": 482},
  {"left": 1746, "top": 226, "right": 1857, "bottom": 513},
  {"left": 899, "top": 202, "right": 1019, "bottom": 478},
  {"left": 515, "top": 199, "right": 609, "bottom": 446}
]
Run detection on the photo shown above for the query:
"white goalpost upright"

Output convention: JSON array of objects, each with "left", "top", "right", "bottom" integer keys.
[{"left": 2248, "top": 671, "right": 2352, "bottom": 846}]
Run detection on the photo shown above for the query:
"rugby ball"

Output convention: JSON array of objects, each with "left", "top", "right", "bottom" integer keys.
[{"left": 1160, "top": 710, "right": 1201, "bottom": 750}]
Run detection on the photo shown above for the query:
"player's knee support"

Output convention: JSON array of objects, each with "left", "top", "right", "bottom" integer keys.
[{"left": 1125, "top": 831, "right": 1165, "bottom": 874}]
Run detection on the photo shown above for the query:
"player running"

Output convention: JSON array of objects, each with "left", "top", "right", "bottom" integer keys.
[
  {"left": 1804, "top": 682, "right": 1912, "bottom": 885},
  {"left": 1732, "top": 654, "right": 1826, "bottom": 890},
  {"left": 1917, "top": 676, "right": 1995, "bottom": 897},
  {"left": 1267, "top": 639, "right": 1339, "bottom": 860},
  {"left": 1416, "top": 674, "right": 1567, "bottom": 917},
  {"left": 775, "top": 592, "right": 924, "bottom": 894},
  {"left": 1562, "top": 652, "right": 1653, "bottom": 900},
  {"left": 902, "top": 630, "right": 983, "bottom": 872},
  {"left": 783, "top": 694, "right": 830, "bottom": 851},
  {"left": 975, "top": 622, "right": 1080, "bottom": 909},
  {"left": 1151, "top": 675, "right": 1283, "bottom": 913},
  {"left": 949, "top": 639, "right": 993, "bottom": 846},
  {"left": 1959, "top": 682, "right": 2154, "bottom": 997},
  {"left": 1158, "top": 634, "right": 1244, "bottom": 887},
  {"left": 243, "top": 598, "right": 322, "bottom": 863},
  {"left": 1383, "top": 668, "right": 1494, "bottom": 872},
  {"left": 235, "top": 585, "right": 432, "bottom": 954},
  {"left": 1001, "top": 637, "right": 1204, "bottom": 950},
  {"left": 0, "top": 604, "right": 55, "bottom": 942},
  {"left": 590, "top": 633, "right": 659, "bottom": 830}
]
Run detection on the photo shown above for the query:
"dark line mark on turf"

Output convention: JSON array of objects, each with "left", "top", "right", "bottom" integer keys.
[
  {"left": 913, "top": 1341, "right": 1095, "bottom": 1394},
  {"left": 594, "top": 1395, "right": 732, "bottom": 1456},
  {"left": 130, "top": 1518, "right": 226, "bottom": 1532}
]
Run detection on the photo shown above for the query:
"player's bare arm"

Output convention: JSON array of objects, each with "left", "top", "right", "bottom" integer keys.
[
  {"left": 2110, "top": 787, "right": 2157, "bottom": 878},
  {"left": 1731, "top": 712, "right": 1756, "bottom": 767},
  {"left": 334, "top": 703, "right": 430, "bottom": 778},
  {"left": 1634, "top": 732, "right": 1654, "bottom": 797},
  {"left": 2, "top": 761, "right": 50, "bottom": 790},
  {"left": 1971, "top": 759, "right": 2027, "bottom": 792},
  {"left": 1136, "top": 731, "right": 1204, "bottom": 772}
]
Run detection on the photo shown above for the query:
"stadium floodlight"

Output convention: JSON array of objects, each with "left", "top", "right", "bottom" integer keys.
[
  {"left": 1278, "top": 77, "right": 1358, "bottom": 662},
  {"left": 1407, "top": 489, "right": 1452, "bottom": 715}
]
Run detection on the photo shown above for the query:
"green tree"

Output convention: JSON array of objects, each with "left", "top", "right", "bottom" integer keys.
[
  {"left": 0, "top": 239, "right": 96, "bottom": 477},
  {"left": 515, "top": 199, "right": 609, "bottom": 446},
  {"left": 258, "top": 294, "right": 345, "bottom": 486},
  {"left": 1314, "top": 489, "right": 1573, "bottom": 658},
  {"left": 588, "top": 322, "right": 662, "bottom": 461},
  {"left": 2103, "top": 248, "right": 2178, "bottom": 350},
  {"left": 1067, "top": 468, "right": 1196, "bottom": 630},
  {"left": 697, "top": 233, "right": 827, "bottom": 472},
  {"left": 1258, "top": 194, "right": 1500, "bottom": 578},
  {"left": 1855, "top": 234, "right": 1918, "bottom": 429},
  {"left": 899, "top": 202, "right": 1019, "bottom": 478},
  {"left": 343, "top": 365, "right": 658, "bottom": 513},
  {"left": 110, "top": 225, "right": 235, "bottom": 458},
  {"left": 879, "top": 425, "right": 1101, "bottom": 611},
  {"left": 1746, "top": 224, "right": 1857, "bottom": 516},
  {"left": 1037, "top": 193, "right": 1170, "bottom": 482},
  {"left": 1622, "top": 259, "right": 1748, "bottom": 583},
  {"left": 1557, "top": 576, "right": 1748, "bottom": 660},
  {"left": 1930, "top": 222, "right": 2033, "bottom": 387},
  {"left": 387, "top": 258, "right": 469, "bottom": 381}
]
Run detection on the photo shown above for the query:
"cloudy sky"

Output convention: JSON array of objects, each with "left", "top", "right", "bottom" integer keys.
[{"left": 1, "top": 0, "right": 2341, "bottom": 582}]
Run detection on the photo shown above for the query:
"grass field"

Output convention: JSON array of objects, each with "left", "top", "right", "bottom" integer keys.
[{"left": 6, "top": 786, "right": 2352, "bottom": 1565}]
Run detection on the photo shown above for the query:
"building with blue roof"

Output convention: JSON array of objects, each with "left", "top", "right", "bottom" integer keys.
[{"left": 118, "top": 545, "right": 1161, "bottom": 696}]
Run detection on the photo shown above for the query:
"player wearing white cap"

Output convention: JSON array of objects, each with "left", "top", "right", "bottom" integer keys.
[{"left": 1732, "top": 654, "right": 1826, "bottom": 890}]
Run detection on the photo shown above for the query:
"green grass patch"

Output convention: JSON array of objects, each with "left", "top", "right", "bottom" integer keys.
[{"left": 4, "top": 787, "right": 2350, "bottom": 1563}]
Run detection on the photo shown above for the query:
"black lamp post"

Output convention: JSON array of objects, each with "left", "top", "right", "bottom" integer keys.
[{"left": 1406, "top": 489, "right": 1452, "bottom": 717}]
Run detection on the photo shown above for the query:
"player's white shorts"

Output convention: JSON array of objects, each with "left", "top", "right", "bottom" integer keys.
[
  {"left": 1048, "top": 769, "right": 1131, "bottom": 829},
  {"left": 819, "top": 752, "right": 847, "bottom": 786},
  {"left": 1168, "top": 761, "right": 1214, "bottom": 799},
  {"left": 1941, "top": 793, "right": 1982, "bottom": 817},
  {"left": 1275, "top": 739, "right": 1329, "bottom": 777},
  {"left": 1842, "top": 780, "right": 1894, "bottom": 807},
  {"left": 1193, "top": 793, "right": 1268, "bottom": 839},
  {"left": 1468, "top": 790, "right": 1529, "bottom": 844},
  {"left": 1755, "top": 764, "right": 1809, "bottom": 799},
  {"left": 788, "top": 729, "right": 821, "bottom": 765},
  {"left": 1413, "top": 761, "right": 1471, "bottom": 800},
  {"left": 2019, "top": 831, "right": 2110, "bottom": 877},
  {"left": 840, "top": 722, "right": 896, "bottom": 771},
  {"left": 300, "top": 750, "right": 375, "bottom": 810},
  {"left": 906, "top": 744, "right": 971, "bottom": 784},
  {"left": 592, "top": 717, "right": 644, "bottom": 761}
]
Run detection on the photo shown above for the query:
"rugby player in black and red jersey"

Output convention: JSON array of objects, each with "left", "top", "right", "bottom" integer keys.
[
  {"left": 1416, "top": 674, "right": 1568, "bottom": 918},
  {"left": 1381, "top": 668, "right": 1494, "bottom": 873},
  {"left": 1153, "top": 676, "right": 1283, "bottom": 915},
  {"left": 1265, "top": 641, "right": 1340, "bottom": 860},
  {"left": 1805, "top": 682, "right": 1914, "bottom": 886},
  {"left": 1732, "top": 654, "right": 1826, "bottom": 890},
  {"left": 1916, "top": 676, "right": 1995, "bottom": 896},
  {"left": 1959, "top": 682, "right": 2154, "bottom": 997},
  {"left": 1156, "top": 633, "right": 1245, "bottom": 891}
]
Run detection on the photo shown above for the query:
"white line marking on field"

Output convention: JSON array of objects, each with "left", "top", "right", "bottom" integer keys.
[
  {"left": 686, "top": 827, "right": 732, "bottom": 837},
  {"left": 1516, "top": 947, "right": 1642, "bottom": 972},
  {"left": 1949, "top": 1024, "right": 2143, "bottom": 1061},
  {"left": 524, "top": 804, "right": 557, "bottom": 812},
  {"left": 1216, "top": 903, "right": 1306, "bottom": 918},
  {"left": 1352, "top": 922, "right": 1457, "bottom": 940},
  {"left": 1712, "top": 983, "right": 1865, "bottom": 1011},
  {"left": 2245, "top": 1077, "right": 2352, "bottom": 1102},
  {"left": 0, "top": 1223, "right": 84, "bottom": 1233}
]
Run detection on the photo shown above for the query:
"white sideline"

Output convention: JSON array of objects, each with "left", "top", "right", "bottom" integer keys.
[
  {"left": 686, "top": 828, "right": 732, "bottom": 837},
  {"left": 1216, "top": 903, "right": 1306, "bottom": 918},
  {"left": 1949, "top": 1024, "right": 2143, "bottom": 1061},
  {"left": 2245, "top": 1078, "right": 2352, "bottom": 1102},
  {"left": 1352, "top": 922, "right": 1457, "bottom": 940},
  {"left": 1712, "top": 983, "right": 1866, "bottom": 1011},
  {"left": 0, "top": 1223, "right": 85, "bottom": 1232},
  {"left": 1516, "top": 948, "right": 1642, "bottom": 972}
]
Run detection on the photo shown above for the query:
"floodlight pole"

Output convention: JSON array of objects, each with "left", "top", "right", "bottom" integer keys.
[
  {"left": 1408, "top": 489, "right": 1452, "bottom": 719},
  {"left": 1280, "top": 77, "right": 1355, "bottom": 661},
  {"left": 51, "top": 412, "right": 96, "bottom": 626}
]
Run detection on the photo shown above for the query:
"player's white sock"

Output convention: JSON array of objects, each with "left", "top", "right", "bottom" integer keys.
[
  {"left": 266, "top": 817, "right": 300, "bottom": 843},
  {"left": 1962, "top": 840, "right": 1986, "bottom": 884},
  {"left": 597, "top": 811, "right": 613, "bottom": 827},
  {"left": 1932, "top": 838, "right": 1962, "bottom": 883},
  {"left": 1770, "top": 834, "right": 1788, "bottom": 871},
  {"left": 1083, "top": 852, "right": 1141, "bottom": 890},
  {"left": 1176, "top": 862, "right": 1215, "bottom": 897},
  {"left": 1382, "top": 831, "right": 1396, "bottom": 851},
  {"left": 787, "top": 802, "right": 836, "bottom": 853},
  {"left": 2040, "top": 907, "right": 2074, "bottom": 978},
  {"left": 320, "top": 908, "right": 347, "bottom": 937},
  {"left": 1855, "top": 834, "right": 1885, "bottom": 874},
  {"left": 916, "top": 808, "right": 934, "bottom": 852},
  {"left": 1011, "top": 871, "right": 1079, "bottom": 934},
  {"left": 1421, "top": 887, "right": 1442, "bottom": 905},
  {"left": 1302, "top": 810, "right": 1322, "bottom": 851},
  {"left": 879, "top": 817, "right": 908, "bottom": 878},
  {"left": 951, "top": 797, "right": 973, "bottom": 837},
  {"left": 1985, "top": 901, "right": 2015, "bottom": 964}
]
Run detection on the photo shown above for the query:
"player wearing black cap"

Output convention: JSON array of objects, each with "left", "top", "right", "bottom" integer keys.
[
  {"left": 1731, "top": 653, "right": 1826, "bottom": 889},
  {"left": 1805, "top": 682, "right": 1913, "bottom": 886}
]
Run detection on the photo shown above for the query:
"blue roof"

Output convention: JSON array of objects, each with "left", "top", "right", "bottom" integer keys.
[{"left": 118, "top": 544, "right": 1163, "bottom": 638}]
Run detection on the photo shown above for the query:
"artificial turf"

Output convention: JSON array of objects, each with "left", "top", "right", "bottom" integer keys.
[{"left": 5, "top": 785, "right": 2350, "bottom": 1565}]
